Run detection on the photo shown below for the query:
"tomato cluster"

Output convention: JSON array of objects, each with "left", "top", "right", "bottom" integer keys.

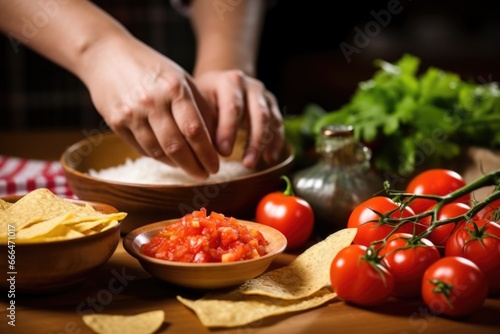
[{"left": 330, "top": 168, "right": 500, "bottom": 317}]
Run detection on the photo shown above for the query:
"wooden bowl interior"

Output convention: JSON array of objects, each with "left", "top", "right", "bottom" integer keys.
[{"left": 62, "top": 131, "right": 293, "bottom": 176}]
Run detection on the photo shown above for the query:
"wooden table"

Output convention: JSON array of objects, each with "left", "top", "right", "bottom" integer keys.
[
  {"left": 1, "top": 241, "right": 500, "bottom": 334},
  {"left": 1, "top": 130, "right": 500, "bottom": 333}
]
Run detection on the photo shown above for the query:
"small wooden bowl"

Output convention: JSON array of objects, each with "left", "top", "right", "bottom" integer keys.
[
  {"left": 0, "top": 196, "right": 121, "bottom": 294},
  {"left": 123, "top": 219, "right": 287, "bottom": 289},
  {"left": 60, "top": 132, "right": 295, "bottom": 233}
]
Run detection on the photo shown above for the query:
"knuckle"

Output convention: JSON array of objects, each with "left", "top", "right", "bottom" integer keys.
[
  {"left": 183, "top": 122, "right": 205, "bottom": 139},
  {"left": 225, "top": 69, "right": 245, "bottom": 84},
  {"left": 163, "top": 141, "right": 183, "bottom": 156},
  {"left": 149, "top": 148, "right": 164, "bottom": 159},
  {"left": 226, "top": 99, "right": 244, "bottom": 116},
  {"left": 256, "top": 102, "right": 271, "bottom": 121},
  {"left": 135, "top": 90, "right": 155, "bottom": 107},
  {"left": 248, "top": 79, "right": 265, "bottom": 92},
  {"left": 160, "top": 77, "right": 185, "bottom": 97},
  {"left": 107, "top": 105, "right": 134, "bottom": 129}
]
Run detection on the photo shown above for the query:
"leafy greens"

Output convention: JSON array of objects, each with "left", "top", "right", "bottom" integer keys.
[{"left": 285, "top": 54, "right": 500, "bottom": 176}]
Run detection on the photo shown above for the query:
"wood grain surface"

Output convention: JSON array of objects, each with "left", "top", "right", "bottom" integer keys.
[
  {"left": 1, "top": 241, "right": 499, "bottom": 334},
  {"left": 1, "top": 130, "right": 499, "bottom": 334}
]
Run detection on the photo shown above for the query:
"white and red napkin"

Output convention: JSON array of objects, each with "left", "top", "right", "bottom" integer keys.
[{"left": 0, "top": 155, "right": 74, "bottom": 198}]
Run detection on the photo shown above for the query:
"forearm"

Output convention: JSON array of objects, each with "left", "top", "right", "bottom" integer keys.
[
  {"left": 0, "top": 0, "right": 132, "bottom": 83},
  {"left": 189, "top": 0, "right": 266, "bottom": 77}
]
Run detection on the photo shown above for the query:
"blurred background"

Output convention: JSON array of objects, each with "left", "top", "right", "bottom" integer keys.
[{"left": 1, "top": 0, "right": 499, "bottom": 131}]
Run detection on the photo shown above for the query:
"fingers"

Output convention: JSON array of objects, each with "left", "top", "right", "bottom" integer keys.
[
  {"left": 211, "top": 71, "right": 245, "bottom": 157},
  {"left": 186, "top": 77, "right": 219, "bottom": 147},
  {"left": 221, "top": 74, "right": 284, "bottom": 168},
  {"left": 165, "top": 84, "right": 220, "bottom": 176},
  {"left": 197, "top": 70, "right": 285, "bottom": 168},
  {"left": 116, "top": 121, "right": 177, "bottom": 167},
  {"left": 262, "top": 91, "right": 285, "bottom": 162},
  {"left": 108, "top": 75, "right": 219, "bottom": 180},
  {"left": 243, "top": 79, "right": 284, "bottom": 168}
]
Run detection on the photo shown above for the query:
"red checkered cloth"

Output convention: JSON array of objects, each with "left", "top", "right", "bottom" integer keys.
[{"left": 0, "top": 155, "right": 74, "bottom": 198}]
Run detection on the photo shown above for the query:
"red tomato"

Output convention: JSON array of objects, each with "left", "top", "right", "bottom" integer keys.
[
  {"left": 347, "top": 196, "right": 420, "bottom": 247},
  {"left": 474, "top": 198, "right": 500, "bottom": 221},
  {"left": 422, "top": 256, "right": 487, "bottom": 317},
  {"left": 445, "top": 219, "right": 500, "bottom": 294},
  {"left": 379, "top": 233, "right": 440, "bottom": 299},
  {"left": 141, "top": 208, "right": 267, "bottom": 263},
  {"left": 255, "top": 176, "right": 314, "bottom": 249},
  {"left": 406, "top": 169, "right": 470, "bottom": 214},
  {"left": 420, "top": 202, "right": 471, "bottom": 248},
  {"left": 330, "top": 244, "right": 395, "bottom": 306}
]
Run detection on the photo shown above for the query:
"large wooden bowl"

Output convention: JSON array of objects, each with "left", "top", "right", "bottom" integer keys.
[
  {"left": 60, "top": 132, "right": 294, "bottom": 233},
  {"left": 123, "top": 219, "right": 287, "bottom": 289},
  {"left": 0, "top": 197, "right": 121, "bottom": 294}
]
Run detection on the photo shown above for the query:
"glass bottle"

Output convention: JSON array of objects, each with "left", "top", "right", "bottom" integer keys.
[{"left": 292, "top": 124, "right": 383, "bottom": 239}]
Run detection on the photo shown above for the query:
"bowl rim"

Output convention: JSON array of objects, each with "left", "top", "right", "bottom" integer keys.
[
  {"left": 0, "top": 195, "right": 122, "bottom": 246},
  {"left": 123, "top": 219, "right": 287, "bottom": 268},
  {"left": 60, "top": 132, "right": 295, "bottom": 188}
]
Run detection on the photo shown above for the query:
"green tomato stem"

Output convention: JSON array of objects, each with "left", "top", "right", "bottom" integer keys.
[
  {"left": 281, "top": 175, "right": 295, "bottom": 197},
  {"left": 430, "top": 279, "right": 455, "bottom": 310},
  {"left": 379, "top": 169, "right": 500, "bottom": 244}
]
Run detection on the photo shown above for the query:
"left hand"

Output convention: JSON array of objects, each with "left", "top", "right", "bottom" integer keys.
[{"left": 194, "top": 70, "right": 284, "bottom": 168}]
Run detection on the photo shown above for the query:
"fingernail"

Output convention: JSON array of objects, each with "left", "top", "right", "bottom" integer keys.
[
  {"left": 243, "top": 152, "right": 256, "bottom": 168},
  {"left": 218, "top": 140, "right": 232, "bottom": 156}
]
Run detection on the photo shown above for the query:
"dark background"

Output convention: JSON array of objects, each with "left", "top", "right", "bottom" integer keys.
[{"left": 1, "top": 0, "right": 499, "bottom": 131}]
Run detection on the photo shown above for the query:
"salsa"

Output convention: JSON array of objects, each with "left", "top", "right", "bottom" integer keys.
[{"left": 141, "top": 208, "right": 268, "bottom": 263}]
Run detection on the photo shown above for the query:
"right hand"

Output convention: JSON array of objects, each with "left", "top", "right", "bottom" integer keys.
[{"left": 80, "top": 36, "right": 220, "bottom": 180}]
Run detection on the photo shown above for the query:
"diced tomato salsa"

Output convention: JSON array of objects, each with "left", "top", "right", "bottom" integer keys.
[{"left": 141, "top": 208, "right": 268, "bottom": 263}]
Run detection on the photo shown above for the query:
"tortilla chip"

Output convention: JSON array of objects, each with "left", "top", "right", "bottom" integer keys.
[
  {"left": 0, "top": 199, "right": 12, "bottom": 210},
  {"left": 43, "top": 225, "right": 86, "bottom": 241},
  {"left": 65, "top": 212, "right": 126, "bottom": 230},
  {"left": 97, "top": 220, "right": 119, "bottom": 232},
  {"left": 237, "top": 228, "right": 356, "bottom": 299},
  {"left": 0, "top": 211, "right": 9, "bottom": 237},
  {"left": 16, "top": 213, "right": 74, "bottom": 241},
  {"left": 6, "top": 188, "right": 85, "bottom": 230},
  {"left": 176, "top": 228, "right": 356, "bottom": 328},
  {"left": 177, "top": 287, "right": 336, "bottom": 328},
  {"left": 82, "top": 310, "right": 164, "bottom": 334},
  {"left": 0, "top": 188, "right": 126, "bottom": 242}
]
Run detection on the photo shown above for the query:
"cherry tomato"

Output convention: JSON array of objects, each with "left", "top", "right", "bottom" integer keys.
[
  {"left": 445, "top": 218, "right": 500, "bottom": 294},
  {"left": 379, "top": 233, "right": 440, "bottom": 299},
  {"left": 422, "top": 256, "right": 487, "bottom": 317},
  {"left": 347, "top": 196, "right": 420, "bottom": 247},
  {"left": 406, "top": 169, "right": 470, "bottom": 214},
  {"left": 255, "top": 176, "right": 314, "bottom": 249},
  {"left": 330, "top": 244, "right": 395, "bottom": 306},
  {"left": 420, "top": 202, "right": 471, "bottom": 248},
  {"left": 475, "top": 198, "right": 500, "bottom": 221}
]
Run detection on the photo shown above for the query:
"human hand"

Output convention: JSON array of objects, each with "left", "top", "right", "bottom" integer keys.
[
  {"left": 80, "top": 36, "right": 220, "bottom": 180},
  {"left": 193, "top": 70, "right": 284, "bottom": 169}
]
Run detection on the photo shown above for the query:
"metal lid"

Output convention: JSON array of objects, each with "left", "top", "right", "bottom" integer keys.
[{"left": 321, "top": 124, "right": 354, "bottom": 138}]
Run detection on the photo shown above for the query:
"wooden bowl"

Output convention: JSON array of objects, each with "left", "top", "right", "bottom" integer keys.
[
  {"left": 60, "top": 132, "right": 295, "bottom": 233},
  {"left": 123, "top": 219, "right": 287, "bottom": 289},
  {"left": 0, "top": 196, "right": 121, "bottom": 294}
]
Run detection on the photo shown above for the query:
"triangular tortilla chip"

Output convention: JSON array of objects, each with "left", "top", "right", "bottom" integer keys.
[
  {"left": 82, "top": 310, "right": 164, "bottom": 334},
  {"left": 177, "top": 288, "right": 336, "bottom": 328},
  {"left": 237, "top": 228, "right": 356, "bottom": 299}
]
